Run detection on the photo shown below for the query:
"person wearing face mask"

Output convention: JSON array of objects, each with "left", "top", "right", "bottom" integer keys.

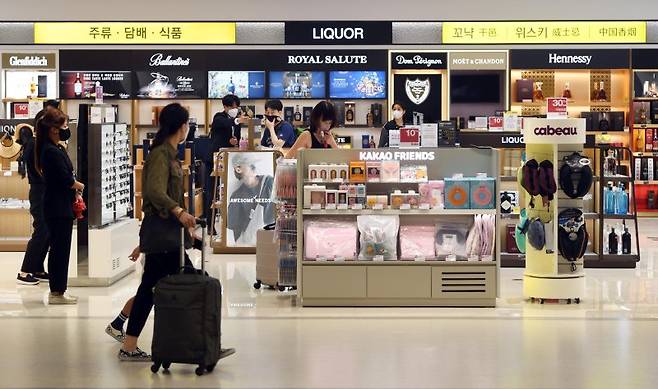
[
  {"left": 378, "top": 102, "right": 407, "bottom": 148},
  {"left": 210, "top": 94, "right": 248, "bottom": 152},
  {"left": 285, "top": 101, "right": 339, "bottom": 158},
  {"left": 34, "top": 107, "right": 85, "bottom": 304},
  {"left": 260, "top": 99, "right": 296, "bottom": 149}
]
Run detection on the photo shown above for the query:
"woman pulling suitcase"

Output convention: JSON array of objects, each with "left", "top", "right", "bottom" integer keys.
[{"left": 119, "top": 103, "right": 235, "bottom": 362}]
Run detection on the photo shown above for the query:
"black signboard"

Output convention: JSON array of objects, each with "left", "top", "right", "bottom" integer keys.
[
  {"left": 60, "top": 71, "right": 132, "bottom": 100},
  {"left": 393, "top": 73, "right": 442, "bottom": 123},
  {"left": 510, "top": 49, "right": 630, "bottom": 69},
  {"left": 459, "top": 132, "right": 596, "bottom": 149},
  {"left": 285, "top": 22, "right": 392, "bottom": 45},
  {"left": 133, "top": 51, "right": 207, "bottom": 99},
  {"left": 632, "top": 49, "right": 658, "bottom": 70},
  {"left": 390, "top": 52, "right": 448, "bottom": 70},
  {"left": 206, "top": 50, "right": 387, "bottom": 71}
]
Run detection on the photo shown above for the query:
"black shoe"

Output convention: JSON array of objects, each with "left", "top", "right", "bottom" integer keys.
[
  {"left": 16, "top": 273, "right": 39, "bottom": 286},
  {"left": 118, "top": 348, "right": 151, "bottom": 362},
  {"left": 33, "top": 272, "right": 49, "bottom": 282}
]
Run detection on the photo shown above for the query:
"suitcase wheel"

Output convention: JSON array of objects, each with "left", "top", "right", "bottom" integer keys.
[
  {"left": 195, "top": 366, "right": 205, "bottom": 376},
  {"left": 253, "top": 280, "right": 262, "bottom": 290},
  {"left": 207, "top": 363, "right": 216, "bottom": 372},
  {"left": 162, "top": 362, "right": 171, "bottom": 370},
  {"left": 277, "top": 284, "right": 286, "bottom": 292},
  {"left": 151, "top": 362, "right": 161, "bottom": 373}
]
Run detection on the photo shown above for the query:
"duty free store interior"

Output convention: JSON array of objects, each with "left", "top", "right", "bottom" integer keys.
[{"left": 0, "top": 21, "right": 657, "bottom": 307}]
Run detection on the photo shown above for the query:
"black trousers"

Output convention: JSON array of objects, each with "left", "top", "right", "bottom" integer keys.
[
  {"left": 20, "top": 185, "right": 50, "bottom": 274},
  {"left": 45, "top": 217, "right": 73, "bottom": 293},
  {"left": 126, "top": 251, "right": 193, "bottom": 338}
]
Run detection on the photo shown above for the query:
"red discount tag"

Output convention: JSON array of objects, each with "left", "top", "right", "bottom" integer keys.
[
  {"left": 547, "top": 97, "right": 568, "bottom": 118},
  {"left": 399, "top": 126, "right": 421, "bottom": 148},
  {"left": 488, "top": 116, "right": 504, "bottom": 131}
]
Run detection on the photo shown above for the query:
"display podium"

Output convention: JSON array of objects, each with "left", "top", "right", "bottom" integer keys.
[{"left": 522, "top": 119, "right": 587, "bottom": 303}]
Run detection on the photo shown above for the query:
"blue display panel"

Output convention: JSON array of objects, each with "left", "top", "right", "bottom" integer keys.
[
  {"left": 269, "top": 71, "right": 326, "bottom": 99},
  {"left": 208, "top": 71, "right": 266, "bottom": 99},
  {"left": 329, "top": 71, "right": 386, "bottom": 99}
]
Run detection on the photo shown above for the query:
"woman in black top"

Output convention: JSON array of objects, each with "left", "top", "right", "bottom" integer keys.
[
  {"left": 378, "top": 102, "right": 406, "bottom": 148},
  {"left": 35, "top": 107, "right": 85, "bottom": 305},
  {"left": 16, "top": 123, "right": 50, "bottom": 285},
  {"left": 286, "top": 101, "right": 339, "bottom": 158}
]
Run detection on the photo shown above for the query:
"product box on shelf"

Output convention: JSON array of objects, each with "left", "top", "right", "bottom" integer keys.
[
  {"left": 400, "top": 225, "right": 436, "bottom": 260},
  {"left": 506, "top": 224, "right": 520, "bottom": 254},
  {"left": 646, "top": 129, "right": 654, "bottom": 152},
  {"left": 337, "top": 190, "right": 348, "bottom": 206},
  {"left": 349, "top": 161, "right": 366, "bottom": 183},
  {"left": 444, "top": 177, "right": 471, "bottom": 209},
  {"left": 325, "top": 190, "right": 338, "bottom": 207},
  {"left": 310, "top": 188, "right": 326, "bottom": 208},
  {"left": 366, "top": 161, "right": 381, "bottom": 182},
  {"left": 381, "top": 160, "right": 400, "bottom": 182},
  {"left": 470, "top": 176, "right": 496, "bottom": 209},
  {"left": 390, "top": 190, "right": 405, "bottom": 209},
  {"left": 303, "top": 184, "right": 326, "bottom": 208},
  {"left": 418, "top": 180, "right": 444, "bottom": 209},
  {"left": 516, "top": 79, "right": 534, "bottom": 102}
]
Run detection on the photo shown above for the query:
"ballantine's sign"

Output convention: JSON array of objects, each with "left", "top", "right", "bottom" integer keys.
[
  {"left": 522, "top": 118, "right": 586, "bottom": 145},
  {"left": 149, "top": 53, "right": 190, "bottom": 66},
  {"left": 287, "top": 55, "right": 368, "bottom": 65},
  {"left": 359, "top": 151, "right": 436, "bottom": 161}
]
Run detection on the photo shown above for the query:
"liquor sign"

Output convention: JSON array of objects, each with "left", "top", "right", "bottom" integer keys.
[
  {"left": 390, "top": 52, "right": 447, "bottom": 70},
  {"left": 443, "top": 21, "right": 646, "bottom": 44},
  {"left": 34, "top": 22, "right": 236, "bottom": 44},
  {"left": 399, "top": 126, "right": 421, "bottom": 149},
  {"left": 547, "top": 98, "right": 568, "bottom": 118},
  {"left": 2, "top": 53, "right": 56, "bottom": 69},
  {"left": 510, "top": 49, "right": 631, "bottom": 70},
  {"left": 285, "top": 22, "right": 392, "bottom": 45},
  {"left": 522, "top": 118, "right": 586, "bottom": 145}
]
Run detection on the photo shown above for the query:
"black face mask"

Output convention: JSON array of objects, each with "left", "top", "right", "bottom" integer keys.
[
  {"left": 265, "top": 115, "right": 279, "bottom": 123},
  {"left": 59, "top": 128, "right": 71, "bottom": 142}
]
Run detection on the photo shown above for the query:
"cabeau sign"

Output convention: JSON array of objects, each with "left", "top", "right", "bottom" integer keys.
[
  {"left": 2, "top": 53, "right": 56, "bottom": 69},
  {"left": 522, "top": 118, "right": 586, "bottom": 145}
]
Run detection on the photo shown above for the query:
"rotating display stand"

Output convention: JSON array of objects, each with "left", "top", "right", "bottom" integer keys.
[{"left": 522, "top": 118, "right": 587, "bottom": 304}]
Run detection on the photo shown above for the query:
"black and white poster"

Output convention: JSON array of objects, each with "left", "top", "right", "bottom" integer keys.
[
  {"left": 225, "top": 152, "right": 275, "bottom": 247},
  {"left": 393, "top": 73, "right": 442, "bottom": 124}
]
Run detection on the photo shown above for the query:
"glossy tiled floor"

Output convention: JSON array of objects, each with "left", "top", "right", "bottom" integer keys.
[{"left": 1, "top": 220, "right": 658, "bottom": 388}]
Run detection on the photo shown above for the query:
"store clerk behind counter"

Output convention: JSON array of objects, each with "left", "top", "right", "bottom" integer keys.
[
  {"left": 285, "top": 100, "right": 339, "bottom": 158},
  {"left": 259, "top": 99, "right": 296, "bottom": 149},
  {"left": 378, "top": 102, "right": 406, "bottom": 148},
  {"left": 210, "top": 94, "right": 250, "bottom": 151}
]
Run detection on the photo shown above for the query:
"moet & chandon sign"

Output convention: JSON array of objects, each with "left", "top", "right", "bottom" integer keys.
[{"left": 149, "top": 53, "right": 190, "bottom": 66}]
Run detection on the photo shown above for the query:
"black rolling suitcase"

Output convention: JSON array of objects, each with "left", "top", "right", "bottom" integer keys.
[{"left": 151, "top": 220, "right": 222, "bottom": 376}]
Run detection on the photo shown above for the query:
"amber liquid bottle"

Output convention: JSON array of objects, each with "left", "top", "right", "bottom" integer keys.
[
  {"left": 562, "top": 82, "right": 572, "bottom": 99},
  {"left": 591, "top": 82, "right": 599, "bottom": 101},
  {"left": 596, "top": 81, "right": 608, "bottom": 101}
]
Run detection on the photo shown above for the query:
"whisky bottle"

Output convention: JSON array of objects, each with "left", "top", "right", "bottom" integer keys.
[
  {"left": 294, "top": 105, "right": 302, "bottom": 122},
  {"left": 591, "top": 82, "right": 599, "bottom": 101},
  {"left": 74, "top": 73, "right": 83, "bottom": 97},
  {"left": 533, "top": 82, "right": 544, "bottom": 101},
  {"left": 369, "top": 136, "right": 376, "bottom": 149},
  {"left": 597, "top": 81, "right": 608, "bottom": 101},
  {"left": 29, "top": 77, "right": 37, "bottom": 98},
  {"left": 562, "top": 82, "right": 572, "bottom": 99},
  {"left": 366, "top": 109, "right": 374, "bottom": 127},
  {"left": 227, "top": 76, "right": 235, "bottom": 94},
  {"left": 345, "top": 104, "right": 354, "bottom": 124}
]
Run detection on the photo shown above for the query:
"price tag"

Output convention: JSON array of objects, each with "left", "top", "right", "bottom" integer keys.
[
  {"left": 399, "top": 126, "right": 421, "bottom": 149},
  {"left": 325, "top": 203, "right": 337, "bottom": 210},
  {"left": 414, "top": 256, "right": 426, "bottom": 262},
  {"left": 400, "top": 204, "right": 411, "bottom": 210},
  {"left": 547, "top": 97, "right": 568, "bottom": 118},
  {"left": 334, "top": 256, "right": 345, "bottom": 262},
  {"left": 316, "top": 256, "right": 328, "bottom": 262},
  {"left": 310, "top": 204, "right": 322, "bottom": 210},
  {"left": 419, "top": 203, "right": 431, "bottom": 210},
  {"left": 372, "top": 203, "right": 384, "bottom": 210},
  {"left": 337, "top": 204, "right": 348, "bottom": 210},
  {"left": 373, "top": 255, "right": 384, "bottom": 262},
  {"left": 351, "top": 204, "right": 364, "bottom": 210},
  {"left": 4, "top": 171, "right": 12, "bottom": 177},
  {"left": 332, "top": 178, "right": 344, "bottom": 183},
  {"left": 488, "top": 116, "right": 504, "bottom": 132}
]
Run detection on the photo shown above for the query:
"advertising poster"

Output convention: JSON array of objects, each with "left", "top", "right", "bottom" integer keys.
[
  {"left": 4, "top": 71, "right": 57, "bottom": 100},
  {"left": 208, "top": 71, "right": 266, "bottom": 99},
  {"left": 329, "top": 71, "right": 386, "bottom": 99},
  {"left": 60, "top": 71, "right": 132, "bottom": 99},
  {"left": 269, "top": 71, "right": 325, "bottom": 99},
  {"left": 225, "top": 152, "right": 275, "bottom": 247},
  {"left": 393, "top": 73, "right": 442, "bottom": 124},
  {"left": 135, "top": 70, "right": 206, "bottom": 99}
]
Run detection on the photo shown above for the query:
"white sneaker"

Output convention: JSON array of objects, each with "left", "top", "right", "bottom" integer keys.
[{"left": 48, "top": 293, "right": 78, "bottom": 305}]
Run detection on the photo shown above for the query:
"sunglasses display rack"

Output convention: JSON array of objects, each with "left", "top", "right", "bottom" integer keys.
[{"left": 295, "top": 147, "right": 500, "bottom": 308}]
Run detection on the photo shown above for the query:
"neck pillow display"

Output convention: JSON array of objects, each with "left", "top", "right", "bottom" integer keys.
[
  {"left": 558, "top": 208, "right": 589, "bottom": 267},
  {"left": 520, "top": 159, "right": 540, "bottom": 197},
  {"left": 514, "top": 208, "right": 529, "bottom": 254},
  {"left": 538, "top": 160, "right": 557, "bottom": 204},
  {"left": 527, "top": 218, "right": 546, "bottom": 251},
  {"left": 559, "top": 153, "right": 593, "bottom": 199},
  {"left": 519, "top": 159, "right": 557, "bottom": 208}
]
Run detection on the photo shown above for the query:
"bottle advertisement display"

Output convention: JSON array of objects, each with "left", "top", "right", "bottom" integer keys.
[
  {"left": 393, "top": 73, "right": 442, "bottom": 124},
  {"left": 134, "top": 70, "right": 206, "bottom": 99},
  {"left": 60, "top": 71, "right": 132, "bottom": 99},
  {"left": 208, "top": 71, "right": 266, "bottom": 99},
  {"left": 268, "top": 71, "right": 325, "bottom": 99},
  {"left": 329, "top": 71, "right": 386, "bottom": 99},
  {"left": 4, "top": 71, "right": 57, "bottom": 99}
]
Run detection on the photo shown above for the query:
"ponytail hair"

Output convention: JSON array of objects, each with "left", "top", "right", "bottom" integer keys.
[{"left": 152, "top": 103, "right": 189, "bottom": 148}]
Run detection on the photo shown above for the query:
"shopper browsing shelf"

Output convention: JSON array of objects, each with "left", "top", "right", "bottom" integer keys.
[
  {"left": 210, "top": 94, "right": 249, "bottom": 151},
  {"left": 285, "top": 101, "right": 339, "bottom": 158},
  {"left": 378, "top": 102, "right": 406, "bottom": 148},
  {"left": 35, "top": 107, "right": 85, "bottom": 304},
  {"left": 260, "top": 99, "right": 296, "bottom": 149}
]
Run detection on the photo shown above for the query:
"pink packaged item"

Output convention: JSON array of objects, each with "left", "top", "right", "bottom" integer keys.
[
  {"left": 304, "top": 220, "right": 358, "bottom": 260},
  {"left": 400, "top": 225, "right": 436, "bottom": 259},
  {"left": 419, "top": 180, "right": 445, "bottom": 208}
]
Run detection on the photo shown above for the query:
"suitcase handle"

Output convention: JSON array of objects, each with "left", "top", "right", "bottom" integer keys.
[{"left": 180, "top": 218, "right": 208, "bottom": 272}]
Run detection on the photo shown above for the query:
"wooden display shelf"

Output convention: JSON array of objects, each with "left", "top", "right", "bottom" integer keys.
[
  {"left": 0, "top": 237, "right": 30, "bottom": 251},
  {"left": 303, "top": 260, "right": 495, "bottom": 265},
  {"left": 635, "top": 180, "right": 658, "bottom": 185},
  {"left": 633, "top": 151, "right": 658, "bottom": 157},
  {"left": 632, "top": 124, "right": 658, "bottom": 128},
  {"left": 302, "top": 208, "right": 496, "bottom": 216}
]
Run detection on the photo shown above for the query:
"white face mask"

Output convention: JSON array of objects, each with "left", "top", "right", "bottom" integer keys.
[
  {"left": 392, "top": 110, "right": 403, "bottom": 120},
  {"left": 228, "top": 108, "right": 239, "bottom": 118}
]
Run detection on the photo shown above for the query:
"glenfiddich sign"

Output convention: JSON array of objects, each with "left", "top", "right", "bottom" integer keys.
[
  {"left": 390, "top": 52, "right": 448, "bottom": 69},
  {"left": 2, "top": 53, "right": 56, "bottom": 69}
]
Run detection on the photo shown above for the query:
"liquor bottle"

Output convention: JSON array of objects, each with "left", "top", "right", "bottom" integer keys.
[
  {"left": 643, "top": 81, "right": 650, "bottom": 97},
  {"left": 239, "top": 137, "right": 248, "bottom": 150},
  {"left": 591, "top": 82, "right": 599, "bottom": 101},
  {"left": 500, "top": 191, "right": 513, "bottom": 214},
  {"left": 29, "top": 77, "right": 37, "bottom": 98},
  {"left": 562, "top": 82, "right": 572, "bottom": 99},
  {"left": 345, "top": 104, "right": 355, "bottom": 125},
  {"left": 227, "top": 76, "right": 235, "bottom": 94},
  {"left": 74, "top": 73, "right": 83, "bottom": 97},
  {"left": 636, "top": 128, "right": 645, "bottom": 151},
  {"left": 654, "top": 129, "right": 658, "bottom": 151},
  {"left": 533, "top": 82, "right": 544, "bottom": 101},
  {"left": 368, "top": 136, "right": 376, "bottom": 149},
  {"left": 608, "top": 228, "right": 618, "bottom": 254},
  {"left": 366, "top": 109, "right": 374, "bottom": 128},
  {"left": 622, "top": 226, "right": 632, "bottom": 254},
  {"left": 294, "top": 105, "right": 302, "bottom": 122},
  {"left": 597, "top": 81, "right": 608, "bottom": 101}
]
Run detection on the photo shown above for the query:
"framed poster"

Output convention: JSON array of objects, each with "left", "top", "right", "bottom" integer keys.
[
  {"left": 392, "top": 73, "right": 442, "bottom": 124},
  {"left": 213, "top": 150, "right": 282, "bottom": 252}
]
